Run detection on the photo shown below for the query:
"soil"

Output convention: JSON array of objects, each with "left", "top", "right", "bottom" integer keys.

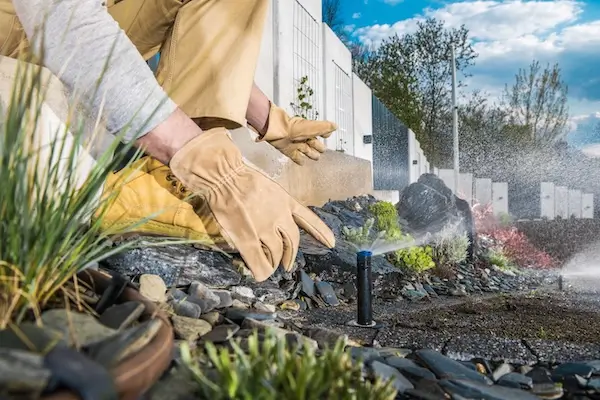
[{"left": 388, "top": 291, "right": 600, "bottom": 343}]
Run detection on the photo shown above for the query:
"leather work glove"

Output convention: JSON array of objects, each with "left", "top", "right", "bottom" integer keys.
[
  {"left": 169, "top": 127, "right": 336, "bottom": 282},
  {"left": 256, "top": 103, "right": 337, "bottom": 165}
]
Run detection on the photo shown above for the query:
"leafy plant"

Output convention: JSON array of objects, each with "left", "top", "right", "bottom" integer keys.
[
  {"left": 342, "top": 218, "right": 376, "bottom": 248},
  {"left": 391, "top": 245, "right": 435, "bottom": 273},
  {"left": 180, "top": 330, "right": 397, "bottom": 400},
  {"left": 430, "top": 223, "right": 469, "bottom": 267},
  {"left": 0, "top": 57, "right": 205, "bottom": 327},
  {"left": 485, "top": 248, "right": 512, "bottom": 270},
  {"left": 486, "top": 227, "right": 556, "bottom": 269},
  {"left": 290, "top": 75, "right": 318, "bottom": 120},
  {"left": 368, "top": 202, "right": 400, "bottom": 237}
]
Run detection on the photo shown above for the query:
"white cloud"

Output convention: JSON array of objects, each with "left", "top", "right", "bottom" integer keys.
[
  {"left": 350, "top": 0, "right": 600, "bottom": 141},
  {"left": 382, "top": 0, "right": 404, "bottom": 5},
  {"left": 352, "top": 12, "right": 362, "bottom": 19}
]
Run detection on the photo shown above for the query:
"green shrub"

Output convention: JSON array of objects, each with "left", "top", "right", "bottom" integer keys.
[
  {"left": 368, "top": 201, "right": 400, "bottom": 236},
  {"left": 485, "top": 248, "right": 516, "bottom": 272},
  {"left": 392, "top": 245, "right": 436, "bottom": 273},
  {"left": 341, "top": 218, "right": 375, "bottom": 248},
  {"left": 180, "top": 330, "right": 397, "bottom": 400},
  {"left": 430, "top": 224, "right": 469, "bottom": 267}
]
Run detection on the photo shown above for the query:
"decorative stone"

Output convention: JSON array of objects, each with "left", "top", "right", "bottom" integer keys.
[
  {"left": 99, "top": 301, "right": 145, "bottom": 330},
  {"left": 0, "top": 348, "right": 51, "bottom": 396},
  {"left": 200, "top": 312, "right": 224, "bottom": 326},
  {"left": 167, "top": 288, "right": 188, "bottom": 302},
  {"left": 370, "top": 361, "right": 414, "bottom": 394},
  {"left": 231, "top": 299, "right": 249, "bottom": 309},
  {"left": 315, "top": 281, "right": 340, "bottom": 306},
  {"left": 279, "top": 300, "right": 301, "bottom": 311},
  {"left": 41, "top": 310, "right": 117, "bottom": 347},
  {"left": 188, "top": 282, "right": 220, "bottom": 312},
  {"left": 139, "top": 274, "right": 167, "bottom": 303},
  {"left": 385, "top": 356, "right": 436, "bottom": 381},
  {"left": 212, "top": 290, "right": 233, "bottom": 309},
  {"left": 253, "top": 302, "right": 276, "bottom": 313},
  {"left": 415, "top": 349, "right": 492, "bottom": 385},
  {"left": 229, "top": 286, "right": 255, "bottom": 302},
  {"left": 226, "top": 308, "right": 276, "bottom": 324},
  {"left": 171, "top": 300, "right": 202, "bottom": 319},
  {"left": 303, "top": 327, "right": 348, "bottom": 349},
  {"left": 200, "top": 325, "right": 240, "bottom": 344},
  {"left": 86, "top": 319, "right": 162, "bottom": 367},
  {"left": 0, "top": 323, "right": 66, "bottom": 352},
  {"left": 497, "top": 373, "right": 534, "bottom": 390},
  {"left": 171, "top": 316, "right": 212, "bottom": 342},
  {"left": 299, "top": 270, "right": 316, "bottom": 297}
]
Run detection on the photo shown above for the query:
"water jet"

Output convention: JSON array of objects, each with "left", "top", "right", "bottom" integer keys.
[{"left": 346, "top": 250, "right": 383, "bottom": 329}]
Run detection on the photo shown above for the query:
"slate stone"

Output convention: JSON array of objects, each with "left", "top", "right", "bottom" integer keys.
[
  {"left": 41, "top": 309, "right": 117, "bottom": 347},
  {"left": 171, "top": 316, "right": 212, "bottom": 342},
  {"left": 0, "top": 323, "right": 66, "bottom": 353},
  {"left": 225, "top": 308, "right": 276, "bottom": 324},
  {"left": 315, "top": 281, "right": 340, "bottom": 306},
  {"left": 171, "top": 300, "right": 202, "bottom": 319},
  {"left": 199, "top": 324, "right": 240, "bottom": 344},
  {"left": 299, "top": 270, "right": 316, "bottom": 297},
  {"left": 0, "top": 348, "right": 51, "bottom": 397},
  {"left": 370, "top": 361, "right": 414, "bottom": 394},
  {"left": 415, "top": 349, "right": 493, "bottom": 385},
  {"left": 440, "top": 379, "right": 540, "bottom": 400},
  {"left": 44, "top": 346, "right": 117, "bottom": 400},
  {"left": 385, "top": 356, "right": 436, "bottom": 381},
  {"left": 85, "top": 319, "right": 162, "bottom": 367},
  {"left": 212, "top": 290, "right": 233, "bottom": 309},
  {"left": 552, "top": 362, "right": 595, "bottom": 380},
  {"left": 497, "top": 372, "right": 534, "bottom": 390}
]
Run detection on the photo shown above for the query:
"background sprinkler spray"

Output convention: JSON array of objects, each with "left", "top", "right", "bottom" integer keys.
[{"left": 347, "top": 250, "right": 382, "bottom": 328}]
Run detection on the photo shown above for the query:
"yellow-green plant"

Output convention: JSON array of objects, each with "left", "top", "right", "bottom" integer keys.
[
  {"left": 369, "top": 201, "right": 435, "bottom": 273},
  {"left": 0, "top": 57, "right": 207, "bottom": 327},
  {"left": 485, "top": 248, "right": 517, "bottom": 272},
  {"left": 180, "top": 330, "right": 397, "bottom": 400},
  {"left": 342, "top": 218, "right": 376, "bottom": 248},
  {"left": 290, "top": 75, "right": 318, "bottom": 120}
]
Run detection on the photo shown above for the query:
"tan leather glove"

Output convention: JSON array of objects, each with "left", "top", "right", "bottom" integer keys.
[
  {"left": 169, "top": 127, "right": 336, "bottom": 282},
  {"left": 257, "top": 103, "right": 337, "bottom": 165}
]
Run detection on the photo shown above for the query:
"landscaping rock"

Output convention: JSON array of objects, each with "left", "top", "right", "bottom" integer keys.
[
  {"left": 41, "top": 310, "right": 117, "bottom": 347},
  {"left": 99, "top": 301, "right": 145, "bottom": 330},
  {"left": 0, "top": 349, "right": 50, "bottom": 397},
  {"left": 172, "top": 316, "right": 212, "bottom": 342},
  {"left": 139, "top": 274, "right": 167, "bottom": 303},
  {"left": 171, "top": 300, "right": 202, "bottom": 319}
]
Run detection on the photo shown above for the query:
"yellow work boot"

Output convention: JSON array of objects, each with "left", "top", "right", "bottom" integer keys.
[
  {"left": 94, "top": 157, "right": 216, "bottom": 244},
  {"left": 256, "top": 103, "right": 337, "bottom": 165},
  {"left": 141, "top": 156, "right": 233, "bottom": 249}
]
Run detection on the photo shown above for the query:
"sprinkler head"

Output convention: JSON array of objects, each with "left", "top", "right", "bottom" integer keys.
[{"left": 346, "top": 250, "right": 384, "bottom": 329}]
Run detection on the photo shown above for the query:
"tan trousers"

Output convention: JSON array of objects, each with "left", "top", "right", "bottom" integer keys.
[{"left": 0, "top": 0, "right": 269, "bottom": 128}]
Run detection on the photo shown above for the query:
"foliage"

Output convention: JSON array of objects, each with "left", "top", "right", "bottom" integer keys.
[
  {"left": 486, "top": 227, "right": 556, "bottom": 269},
  {"left": 0, "top": 57, "right": 204, "bottom": 327},
  {"left": 342, "top": 218, "right": 376, "bottom": 248},
  {"left": 390, "top": 245, "right": 436, "bottom": 273},
  {"left": 502, "top": 60, "right": 569, "bottom": 144},
  {"left": 368, "top": 201, "right": 435, "bottom": 273},
  {"left": 485, "top": 248, "right": 514, "bottom": 271},
  {"left": 430, "top": 224, "right": 469, "bottom": 267},
  {"left": 322, "top": 0, "right": 348, "bottom": 42},
  {"left": 180, "top": 330, "right": 397, "bottom": 400},
  {"left": 368, "top": 202, "right": 400, "bottom": 236},
  {"left": 290, "top": 75, "right": 318, "bottom": 120},
  {"left": 354, "top": 18, "right": 477, "bottom": 166}
]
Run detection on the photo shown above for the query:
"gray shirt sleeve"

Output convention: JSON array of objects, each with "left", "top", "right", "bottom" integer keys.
[{"left": 11, "top": 0, "right": 178, "bottom": 142}]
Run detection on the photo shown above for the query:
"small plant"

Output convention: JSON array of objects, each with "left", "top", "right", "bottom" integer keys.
[
  {"left": 392, "top": 245, "right": 436, "bottom": 273},
  {"left": 290, "top": 75, "right": 318, "bottom": 120},
  {"left": 342, "top": 218, "right": 376, "bottom": 248},
  {"left": 486, "top": 248, "right": 512, "bottom": 270},
  {"left": 180, "top": 330, "right": 397, "bottom": 400},
  {"left": 430, "top": 223, "right": 469, "bottom": 267},
  {"left": 369, "top": 202, "right": 400, "bottom": 237}
]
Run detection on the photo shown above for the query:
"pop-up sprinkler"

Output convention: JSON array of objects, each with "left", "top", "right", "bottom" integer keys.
[{"left": 347, "top": 250, "right": 382, "bottom": 328}]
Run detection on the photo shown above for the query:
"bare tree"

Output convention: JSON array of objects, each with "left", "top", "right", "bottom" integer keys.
[
  {"left": 322, "top": 0, "right": 344, "bottom": 34},
  {"left": 502, "top": 60, "right": 569, "bottom": 145}
]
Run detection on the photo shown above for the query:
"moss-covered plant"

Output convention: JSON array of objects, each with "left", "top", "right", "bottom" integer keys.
[
  {"left": 368, "top": 201, "right": 435, "bottom": 274},
  {"left": 290, "top": 75, "right": 318, "bottom": 120},
  {"left": 180, "top": 330, "right": 397, "bottom": 400}
]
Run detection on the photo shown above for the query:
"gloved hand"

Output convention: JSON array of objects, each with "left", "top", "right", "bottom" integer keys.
[
  {"left": 169, "top": 127, "right": 336, "bottom": 281},
  {"left": 257, "top": 103, "right": 337, "bottom": 165}
]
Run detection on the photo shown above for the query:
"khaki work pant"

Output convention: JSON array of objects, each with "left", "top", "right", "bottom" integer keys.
[{"left": 0, "top": 0, "right": 269, "bottom": 128}]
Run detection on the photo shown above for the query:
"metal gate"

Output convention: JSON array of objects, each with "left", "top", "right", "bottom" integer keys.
[{"left": 372, "top": 96, "right": 410, "bottom": 191}]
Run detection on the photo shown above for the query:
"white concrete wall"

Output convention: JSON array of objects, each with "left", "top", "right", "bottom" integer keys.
[
  {"left": 555, "top": 186, "right": 569, "bottom": 219},
  {"left": 492, "top": 182, "right": 509, "bottom": 216},
  {"left": 540, "top": 182, "right": 555, "bottom": 220},
  {"left": 582, "top": 193, "right": 594, "bottom": 219},
  {"left": 352, "top": 74, "right": 372, "bottom": 163},
  {"left": 438, "top": 169, "right": 455, "bottom": 193},
  {"left": 255, "top": 0, "right": 275, "bottom": 100},
  {"left": 568, "top": 189, "right": 582, "bottom": 218},
  {"left": 274, "top": 0, "right": 323, "bottom": 118},
  {"left": 322, "top": 24, "right": 353, "bottom": 153},
  {"left": 373, "top": 190, "right": 400, "bottom": 205},
  {"left": 458, "top": 172, "right": 473, "bottom": 204},
  {"left": 408, "top": 129, "right": 419, "bottom": 183},
  {"left": 475, "top": 178, "right": 492, "bottom": 206}
]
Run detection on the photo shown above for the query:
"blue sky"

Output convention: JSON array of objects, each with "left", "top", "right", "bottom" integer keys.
[{"left": 339, "top": 0, "right": 600, "bottom": 150}]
